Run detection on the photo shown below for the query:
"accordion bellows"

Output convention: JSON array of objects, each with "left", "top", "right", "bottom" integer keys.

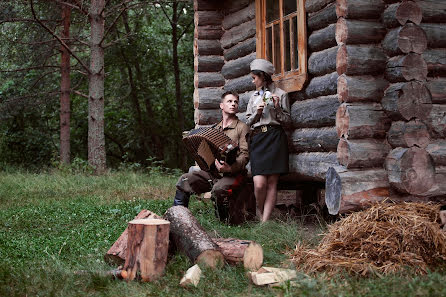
[{"left": 182, "top": 127, "right": 239, "bottom": 172}]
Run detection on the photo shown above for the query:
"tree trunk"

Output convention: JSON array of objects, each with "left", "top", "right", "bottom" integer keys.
[
  {"left": 88, "top": 0, "right": 106, "bottom": 173},
  {"left": 212, "top": 238, "right": 263, "bottom": 271},
  {"left": 163, "top": 206, "right": 225, "bottom": 268},
  {"left": 123, "top": 218, "right": 170, "bottom": 282},
  {"left": 385, "top": 147, "right": 436, "bottom": 195},
  {"left": 60, "top": 5, "right": 71, "bottom": 165}
]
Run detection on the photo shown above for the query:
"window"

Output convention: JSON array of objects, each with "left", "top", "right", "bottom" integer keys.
[{"left": 255, "top": 0, "right": 307, "bottom": 92}]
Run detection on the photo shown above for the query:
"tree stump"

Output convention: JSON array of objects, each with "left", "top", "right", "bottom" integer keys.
[
  {"left": 212, "top": 238, "right": 263, "bottom": 271},
  {"left": 164, "top": 206, "right": 225, "bottom": 268},
  {"left": 123, "top": 218, "right": 170, "bottom": 282}
]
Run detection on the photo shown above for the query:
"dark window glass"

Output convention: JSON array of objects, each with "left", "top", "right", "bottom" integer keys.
[
  {"left": 266, "top": 0, "right": 279, "bottom": 23},
  {"left": 273, "top": 24, "right": 281, "bottom": 74},
  {"left": 294, "top": 15, "right": 298, "bottom": 70},
  {"left": 266, "top": 26, "right": 272, "bottom": 62},
  {"left": 283, "top": 0, "right": 297, "bottom": 17},
  {"left": 284, "top": 19, "right": 290, "bottom": 72}
]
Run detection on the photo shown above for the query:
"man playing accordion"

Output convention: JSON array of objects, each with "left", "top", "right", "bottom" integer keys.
[{"left": 173, "top": 91, "right": 250, "bottom": 208}]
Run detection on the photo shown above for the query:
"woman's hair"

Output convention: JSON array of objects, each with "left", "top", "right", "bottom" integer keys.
[{"left": 251, "top": 69, "right": 273, "bottom": 86}]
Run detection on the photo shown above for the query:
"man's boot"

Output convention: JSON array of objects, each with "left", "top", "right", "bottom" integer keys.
[{"left": 173, "top": 189, "right": 190, "bottom": 207}]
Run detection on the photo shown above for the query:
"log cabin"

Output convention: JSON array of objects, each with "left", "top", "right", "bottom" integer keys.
[{"left": 192, "top": 0, "right": 446, "bottom": 215}]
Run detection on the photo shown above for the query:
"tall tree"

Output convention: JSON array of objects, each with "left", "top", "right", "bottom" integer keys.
[{"left": 60, "top": 4, "right": 71, "bottom": 164}]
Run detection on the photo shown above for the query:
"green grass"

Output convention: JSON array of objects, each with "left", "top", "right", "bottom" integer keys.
[{"left": 1, "top": 170, "right": 446, "bottom": 297}]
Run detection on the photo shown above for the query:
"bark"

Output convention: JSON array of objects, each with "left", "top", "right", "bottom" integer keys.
[
  {"left": 164, "top": 206, "right": 225, "bottom": 268},
  {"left": 307, "top": 3, "right": 337, "bottom": 31},
  {"left": 195, "top": 72, "right": 225, "bottom": 88},
  {"left": 381, "top": 81, "right": 432, "bottom": 121},
  {"left": 336, "top": 45, "right": 387, "bottom": 76},
  {"left": 335, "top": 18, "right": 386, "bottom": 45},
  {"left": 193, "top": 88, "right": 223, "bottom": 109},
  {"left": 196, "top": 40, "right": 223, "bottom": 55},
  {"left": 385, "top": 147, "right": 436, "bottom": 195},
  {"left": 385, "top": 54, "right": 428, "bottom": 82},
  {"left": 382, "top": 1, "right": 422, "bottom": 28},
  {"left": 291, "top": 95, "right": 339, "bottom": 128},
  {"left": 427, "top": 78, "right": 446, "bottom": 104},
  {"left": 420, "top": 23, "right": 446, "bottom": 48},
  {"left": 382, "top": 24, "right": 427, "bottom": 56},
  {"left": 306, "top": 0, "right": 335, "bottom": 13},
  {"left": 194, "top": 108, "right": 222, "bottom": 125},
  {"left": 88, "top": 0, "right": 106, "bottom": 173},
  {"left": 196, "top": 56, "right": 224, "bottom": 73},
  {"left": 308, "top": 46, "right": 338, "bottom": 76},
  {"left": 337, "top": 138, "right": 391, "bottom": 169},
  {"left": 123, "top": 218, "right": 170, "bottom": 281},
  {"left": 387, "top": 120, "right": 430, "bottom": 149},
  {"left": 289, "top": 152, "right": 343, "bottom": 182},
  {"left": 222, "top": 1, "right": 255, "bottom": 30},
  {"left": 337, "top": 74, "right": 388, "bottom": 103},
  {"left": 308, "top": 24, "right": 336, "bottom": 52},
  {"left": 336, "top": 0, "right": 385, "bottom": 19},
  {"left": 305, "top": 72, "right": 338, "bottom": 99},
  {"left": 60, "top": 5, "right": 71, "bottom": 165},
  {"left": 221, "top": 18, "right": 256, "bottom": 49},
  {"left": 416, "top": 0, "right": 446, "bottom": 23},
  {"left": 221, "top": 53, "right": 256, "bottom": 80},
  {"left": 224, "top": 38, "right": 256, "bottom": 61},
  {"left": 422, "top": 49, "right": 446, "bottom": 77},
  {"left": 325, "top": 167, "right": 390, "bottom": 214},
  {"left": 336, "top": 103, "right": 391, "bottom": 139},
  {"left": 291, "top": 127, "right": 339, "bottom": 152},
  {"left": 224, "top": 74, "right": 255, "bottom": 94},
  {"left": 425, "top": 104, "right": 446, "bottom": 139},
  {"left": 427, "top": 140, "right": 446, "bottom": 166},
  {"left": 196, "top": 25, "right": 223, "bottom": 40},
  {"left": 212, "top": 238, "right": 263, "bottom": 270}
]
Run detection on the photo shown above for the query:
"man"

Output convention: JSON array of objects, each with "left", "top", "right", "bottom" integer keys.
[{"left": 173, "top": 91, "right": 250, "bottom": 207}]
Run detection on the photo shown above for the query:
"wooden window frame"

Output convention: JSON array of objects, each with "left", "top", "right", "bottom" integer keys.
[{"left": 255, "top": 0, "right": 307, "bottom": 92}]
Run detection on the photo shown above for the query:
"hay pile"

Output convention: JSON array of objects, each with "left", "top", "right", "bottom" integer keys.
[{"left": 292, "top": 202, "right": 446, "bottom": 276}]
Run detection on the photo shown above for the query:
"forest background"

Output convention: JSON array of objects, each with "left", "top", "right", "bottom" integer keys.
[{"left": 0, "top": 0, "right": 195, "bottom": 173}]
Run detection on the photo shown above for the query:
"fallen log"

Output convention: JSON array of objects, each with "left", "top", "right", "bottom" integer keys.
[
  {"left": 337, "top": 74, "right": 388, "bottom": 103},
  {"left": 387, "top": 120, "right": 430, "bottom": 149},
  {"left": 105, "top": 210, "right": 163, "bottom": 266},
  {"left": 381, "top": 81, "right": 432, "bottom": 121},
  {"left": 123, "top": 218, "right": 170, "bottom": 282},
  {"left": 382, "top": 1, "right": 422, "bottom": 28},
  {"left": 212, "top": 238, "right": 263, "bottom": 271},
  {"left": 335, "top": 18, "right": 385, "bottom": 45},
  {"left": 337, "top": 45, "right": 387, "bottom": 76},
  {"left": 336, "top": 103, "right": 391, "bottom": 139},
  {"left": 382, "top": 24, "right": 427, "bottom": 56},
  {"left": 385, "top": 147, "right": 436, "bottom": 195},
  {"left": 385, "top": 54, "right": 428, "bottom": 82},
  {"left": 337, "top": 138, "right": 391, "bottom": 169},
  {"left": 163, "top": 206, "right": 225, "bottom": 268}
]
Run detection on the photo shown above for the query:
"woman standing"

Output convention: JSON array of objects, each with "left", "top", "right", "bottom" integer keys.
[{"left": 245, "top": 59, "right": 291, "bottom": 222}]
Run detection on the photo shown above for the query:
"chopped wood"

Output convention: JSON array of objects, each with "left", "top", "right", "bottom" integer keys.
[
  {"left": 382, "top": 24, "right": 427, "bottom": 56},
  {"left": 385, "top": 54, "right": 428, "bottom": 82},
  {"left": 249, "top": 271, "right": 277, "bottom": 286},
  {"left": 164, "top": 206, "right": 225, "bottom": 268},
  {"left": 124, "top": 218, "right": 170, "bottom": 282},
  {"left": 427, "top": 78, "right": 446, "bottom": 104},
  {"left": 425, "top": 104, "right": 446, "bottom": 139},
  {"left": 213, "top": 238, "right": 263, "bottom": 271},
  {"left": 382, "top": 1, "right": 422, "bottom": 28},
  {"left": 249, "top": 267, "right": 297, "bottom": 286},
  {"left": 105, "top": 210, "right": 163, "bottom": 266},
  {"left": 387, "top": 120, "right": 430, "bottom": 149},
  {"left": 180, "top": 264, "right": 202, "bottom": 287}
]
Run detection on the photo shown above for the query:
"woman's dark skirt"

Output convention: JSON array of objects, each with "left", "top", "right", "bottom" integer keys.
[{"left": 249, "top": 125, "right": 289, "bottom": 176}]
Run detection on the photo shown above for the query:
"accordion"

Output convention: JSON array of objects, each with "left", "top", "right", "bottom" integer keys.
[{"left": 182, "top": 127, "right": 239, "bottom": 174}]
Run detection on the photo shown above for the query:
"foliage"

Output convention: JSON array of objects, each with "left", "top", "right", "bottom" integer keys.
[{"left": 1, "top": 171, "right": 446, "bottom": 296}]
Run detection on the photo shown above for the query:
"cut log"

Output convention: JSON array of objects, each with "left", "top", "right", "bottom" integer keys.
[
  {"left": 194, "top": 10, "right": 222, "bottom": 26},
  {"left": 238, "top": 91, "right": 253, "bottom": 112},
  {"left": 291, "top": 95, "right": 339, "bottom": 128},
  {"left": 249, "top": 267, "right": 297, "bottom": 286},
  {"left": 336, "top": 103, "right": 391, "bottom": 139},
  {"left": 194, "top": 0, "right": 223, "bottom": 11},
  {"left": 305, "top": 72, "right": 338, "bottom": 98},
  {"left": 196, "top": 25, "right": 223, "bottom": 40},
  {"left": 195, "top": 72, "right": 225, "bottom": 88},
  {"left": 385, "top": 147, "right": 436, "bottom": 195},
  {"left": 425, "top": 104, "right": 446, "bottom": 139},
  {"left": 337, "top": 74, "right": 388, "bottom": 103},
  {"left": 381, "top": 81, "right": 432, "bottom": 121},
  {"left": 196, "top": 56, "right": 224, "bottom": 73},
  {"left": 194, "top": 108, "right": 222, "bottom": 125},
  {"left": 335, "top": 18, "right": 385, "bottom": 45},
  {"left": 422, "top": 49, "right": 446, "bottom": 77},
  {"left": 193, "top": 87, "right": 223, "bottom": 110},
  {"left": 221, "top": 53, "right": 256, "bottom": 80},
  {"left": 427, "top": 140, "right": 446, "bottom": 166},
  {"left": 289, "top": 152, "right": 343, "bottom": 182},
  {"left": 308, "top": 46, "right": 338, "bottom": 76},
  {"left": 212, "top": 238, "right": 263, "bottom": 271},
  {"left": 180, "top": 264, "right": 201, "bottom": 287},
  {"left": 224, "top": 74, "right": 255, "bottom": 94},
  {"left": 385, "top": 54, "right": 428, "bottom": 82},
  {"left": 337, "top": 138, "right": 391, "bottom": 169},
  {"left": 336, "top": 0, "right": 385, "bottom": 19},
  {"left": 427, "top": 78, "right": 446, "bottom": 104},
  {"left": 291, "top": 127, "right": 338, "bottom": 152},
  {"left": 307, "top": 3, "right": 337, "bottom": 31},
  {"left": 325, "top": 167, "right": 390, "bottom": 214},
  {"left": 387, "top": 120, "right": 431, "bottom": 149},
  {"left": 225, "top": 0, "right": 251, "bottom": 13},
  {"left": 123, "top": 218, "right": 170, "bottom": 282},
  {"left": 305, "top": 0, "right": 335, "bottom": 13},
  {"left": 224, "top": 38, "right": 256, "bottom": 62},
  {"left": 222, "top": 1, "right": 255, "bottom": 30},
  {"left": 336, "top": 45, "right": 387, "bottom": 76},
  {"left": 105, "top": 210, "right": 162, "bottom": 266},
  {"left": 416, "top": 0, "right": 446, "bottom": 24},
  {"left": 382, "top": 24, "right": 427, "bottom": 56},
  {"left": 249, "top": 272, "right": 278, "bottom": 286},
  {"left": 382, "top": 1, "right": 422, "bottom": 28},
  {"left": 308, "top": 24, "right": 336, "bottom": 52},
  {"left": 221, "top": 18, "right": 256, "bottom": 49},
  {"left": 196, "top": 40, "right": 223, "bottom": 56},
  {"left": 420, "top": 23, "right": 446, "bottom": 49},
  {"left": 163, "top": 206, "right": 225, "bottom": 268}
]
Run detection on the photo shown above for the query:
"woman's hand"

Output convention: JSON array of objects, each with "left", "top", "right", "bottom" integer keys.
[
  {"left": 272, "top": 94, "right": 280, "bottom": 108},
  {"left": 256, "top": 102, "right": 265, "bottom": 114},
  {"left": 215, "top": 159, "right": 231, "bottom": 173}
]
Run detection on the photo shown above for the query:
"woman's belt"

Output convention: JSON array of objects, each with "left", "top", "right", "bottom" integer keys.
[{"left": 251, "top": 124, "right": 281, "bottom": 137}]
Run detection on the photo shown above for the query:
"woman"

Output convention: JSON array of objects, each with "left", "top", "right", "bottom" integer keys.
[{"left": 245, "top": 59, "right": 291, "bottom": 222}]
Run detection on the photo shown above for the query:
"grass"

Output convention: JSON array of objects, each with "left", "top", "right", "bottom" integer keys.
[{"left": 1, "top": 170, "right": 446, "bottom": 296}]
